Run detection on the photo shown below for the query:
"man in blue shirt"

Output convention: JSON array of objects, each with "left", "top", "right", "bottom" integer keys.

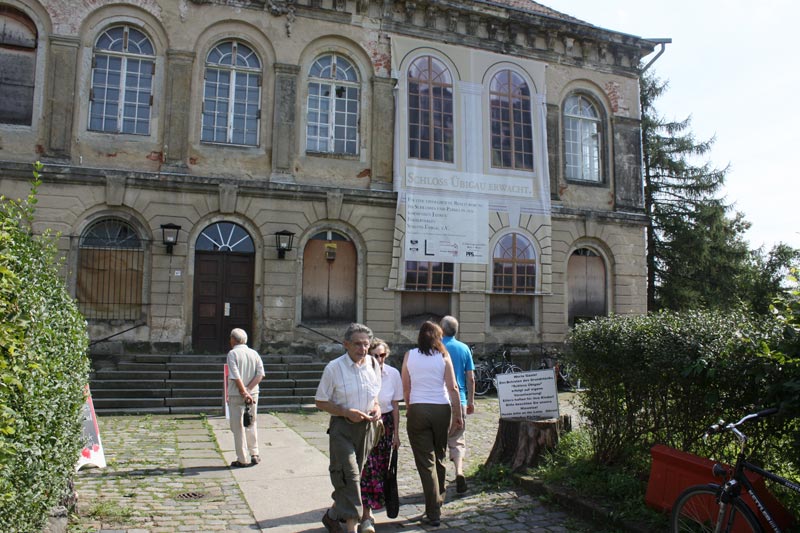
[{"left": 440, "top": 315, "right": 475, "bottom": 494}]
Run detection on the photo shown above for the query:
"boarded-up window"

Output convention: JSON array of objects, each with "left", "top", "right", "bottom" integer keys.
[
  {"left": 0, "top": 6, "right": 37, "bottom": 125},
  {"left": 77, "top": 219, "right": 143, "bottom": 320},
  {"left": 568, "top": 248, "right": 606, "bottom": 326},
  {"left": 401, "top": 261, "right": 453, "bottom": 326}
]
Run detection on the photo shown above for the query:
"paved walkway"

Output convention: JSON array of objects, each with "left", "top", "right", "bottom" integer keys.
[{"left": 71, "top": 394, "right": 600, "bottom": 532}]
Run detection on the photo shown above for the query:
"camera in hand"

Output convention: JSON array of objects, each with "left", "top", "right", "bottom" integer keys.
[{"left": 243, "top": 404, "right": 253, "bottom": 427}]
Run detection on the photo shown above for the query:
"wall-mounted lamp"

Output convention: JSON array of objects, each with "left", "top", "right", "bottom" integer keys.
[
  {"left": 274, "top": 230, "right": 295, "bottom": 259},
  {"left": 160, "top": 223, "right": 181, "bottom": 254}
]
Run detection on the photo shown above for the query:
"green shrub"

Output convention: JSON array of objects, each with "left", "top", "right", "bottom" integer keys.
[
  {"left": 0, "top": 163, "right": 90, "bottom": 532},
  {"left": 566, "top": 309, "right": 787, "bottom": 467}
]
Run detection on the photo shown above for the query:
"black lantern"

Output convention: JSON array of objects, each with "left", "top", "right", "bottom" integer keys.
[
  {"left": 160, "top": 223, "right": 181, "bottom": 254},
  {"left": 274, "top": 230, "right": 295, "bottom": 259}
]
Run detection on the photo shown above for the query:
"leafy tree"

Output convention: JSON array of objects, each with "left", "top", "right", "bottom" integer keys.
[{"left": 641, "top": 71, "right": 748, "bottom": 311}]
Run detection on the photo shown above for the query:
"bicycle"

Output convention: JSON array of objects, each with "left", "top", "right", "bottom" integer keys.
[
  {"left": 670, "top": 407, "right": 798, "bottom": 532},
  {"left": 538, "top": 356, "right": 577, "bottom": 392},
  {"left": 473, "top": 349, "right": 524, "bottom": 396}
]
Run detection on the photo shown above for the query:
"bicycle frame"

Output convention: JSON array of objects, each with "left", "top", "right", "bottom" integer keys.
[{"left": 718, "top": 455, "right": 800, "bottom": 533}]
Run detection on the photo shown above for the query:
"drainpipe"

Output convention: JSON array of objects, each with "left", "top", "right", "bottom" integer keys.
[{"left": 641, "top": 38, "right": 672, "bottom": 71}]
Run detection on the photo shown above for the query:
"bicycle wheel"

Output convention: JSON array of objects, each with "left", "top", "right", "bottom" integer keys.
[
  {"left": 500, "top": 364, "right": 524, "bottom": 374},
  {"left": 474, "top": 365, "right": 493, "bottom": 396},
  {"left": 670, "top": 485, "right": 762, "bottom": 533}
]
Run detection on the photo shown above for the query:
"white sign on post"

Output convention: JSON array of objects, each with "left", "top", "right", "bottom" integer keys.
[{"left": 496, "top": 369, "right": 560, "bottom": 420}]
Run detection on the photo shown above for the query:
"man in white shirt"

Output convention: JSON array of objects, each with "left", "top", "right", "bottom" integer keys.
[
  {"left": 316, "top": 323, "right": 382, "bottom": 533},
  {"left": 226, "top": 328, "right": 265, "bottom": 468}
]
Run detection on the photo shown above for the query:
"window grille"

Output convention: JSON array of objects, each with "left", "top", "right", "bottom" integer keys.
[
  {"left": 564, "top": 94, "right": 602, "bottom": 182},
  {"left": 492, "top": 233, "right": 536, "bottom": 293},
  {"left": 77, "top": 219, "right": 144, "bottom": 320}
]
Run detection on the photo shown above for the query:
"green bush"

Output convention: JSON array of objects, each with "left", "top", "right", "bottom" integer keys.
[
  {"left": 0, "top": 163, "right": 90, "bottom": 532},
  {"left": 566, "top": 309, "right": 789, "bottom": 468}
]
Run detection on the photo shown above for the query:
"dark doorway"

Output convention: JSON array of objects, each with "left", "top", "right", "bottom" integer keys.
[{"left": 192, "top": 222, "right": 255, "bottom": 353}]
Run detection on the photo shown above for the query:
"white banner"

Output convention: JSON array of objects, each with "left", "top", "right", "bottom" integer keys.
[
  {"left": 406, "top": 167, "right": 535, "bottom": 199},
  {"left": 404, "top": 194, "right": 488, "bottom": 264}
]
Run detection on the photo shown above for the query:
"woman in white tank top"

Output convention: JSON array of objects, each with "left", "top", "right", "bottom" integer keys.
[{"left": 401, "top": 321, "right": 463, "bottom": 526}]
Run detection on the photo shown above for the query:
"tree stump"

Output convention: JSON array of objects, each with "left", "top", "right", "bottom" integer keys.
[{"left": 485, "top": 415, "right": 571, "bottom": 471}]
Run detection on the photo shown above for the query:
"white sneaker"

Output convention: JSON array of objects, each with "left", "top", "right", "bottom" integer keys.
[{"left": 358, "top": 518, "right": 376, "bottom": 533}]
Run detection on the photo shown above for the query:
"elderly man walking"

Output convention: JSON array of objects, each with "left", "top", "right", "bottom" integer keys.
[
  {"left": 440, "top": 315, "right": 475, "bottom": 494},
  {"left": 226, "top": 328, "right": 265, "bottom": 468},
  {"left": 315, "top": 323, "right": 382, "bottom": 533}
]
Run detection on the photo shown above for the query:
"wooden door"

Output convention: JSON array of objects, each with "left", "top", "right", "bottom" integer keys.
[
  {"left": 193, "top": 252, "right": 254, "bottom": 353},
  {"left": 302, "top": 238, "right": 356, "bottom": 323},
  {"left": 568, "top": 249, "right": 606, "bottom": 326}
]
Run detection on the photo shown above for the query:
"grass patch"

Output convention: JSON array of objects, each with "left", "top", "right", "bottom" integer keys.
[
  {"left": 83, "top": 499, "right": 135, "bottom": 522},
  {"left": 529, "top": 429, "right": 668, "bottom": 530}
]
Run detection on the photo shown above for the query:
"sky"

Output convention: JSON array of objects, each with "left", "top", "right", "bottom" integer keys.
[{"left": 542, "top": 0, "right": 799, "bottom": 252}]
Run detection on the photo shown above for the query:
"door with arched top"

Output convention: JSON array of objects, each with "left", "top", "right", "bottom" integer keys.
[
  {"left": 192, "top": 222, "right": 255, "bottom": 353},
  {"left": 567, "top": 247, "right": 606, "bottom": 326},
  {"left": 302, "top": 230, "right": 356, "bottom": 324}
]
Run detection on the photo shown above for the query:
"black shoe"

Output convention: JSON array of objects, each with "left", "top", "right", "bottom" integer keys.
[
  {"left": 322, "top": 510, "right": 344, "bottom": 533},
  {"left": 250, "top": 455, "right": 261, "bottom": 465},
  {"left": 424, "top": 515, "right": 441, "bottom": 527},
  {"left": 456, "top": 474, "right": 467, "bottom": 494}
]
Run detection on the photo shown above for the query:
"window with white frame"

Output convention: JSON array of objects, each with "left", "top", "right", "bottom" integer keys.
[
  {"left": 490, "top": 70, "right": 533, "bottom": 170},
  {"left": 306, "top": 53, "right": 360, "bottom": 155},
  {"left": 89, "top": 25, "right": 155, "bottom": 135},
  {"left": 564, "top": 94, "right": 602, "bottom": 182},
  {"left": 201, "top": 40, "right": 261, "bottom": 146},
  {"left": 408, "top": 55, "right": 453, "bottom": 162}
]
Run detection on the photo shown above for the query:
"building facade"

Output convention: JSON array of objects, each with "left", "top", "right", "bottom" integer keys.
[{"left": 0, "top": 0, "right": 654, "bottom": 355}]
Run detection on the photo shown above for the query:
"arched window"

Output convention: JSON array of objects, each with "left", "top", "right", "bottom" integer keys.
[
  {"left": 77, "top": 219, "right": 144, "bottom": 320},
  {"left": 568, "top": 247, "right": 607, "bottom": 325},
  {"left": 493, "top": 233, "right": 536, "bottom": 292},
  {"left": 196, "top": 221, "right": 255, "bottom": 252},
  {"left": 0, "top": 6, "right": 36, "bottom": 125},
  {"left": 201, "top": 40, "right": 262, "bottom": 146},
  {"left": 408, "top": 56, "right": 453, "bottom": 162},
  {"left": 89, "top": 25, "right": 155, "bottom": 135},
  {"left": 491, "top": 233, "right": 536, "bottom": 326},
  {"left": 563, "top": 94, "right": 602, "bottom": 182},
  {"left": 490, "top": 70, "right": 533, "bottom": 170},
  {"left": 306, "top": 53, "right": 360, "bottom": 155}
]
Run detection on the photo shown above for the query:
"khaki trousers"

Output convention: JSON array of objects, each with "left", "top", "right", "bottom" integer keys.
[
  {"left": 228, "top": 394, "right": 259, "bottom": 464},
  {"left": 328, "top": 416, "right": 372, "bottom": 522},
  {"left": 406, "top": 403, "right": 451, "bottom": 520}
]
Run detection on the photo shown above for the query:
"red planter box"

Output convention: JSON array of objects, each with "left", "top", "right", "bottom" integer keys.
[{"left": 645, "top": 444, "right": 795, "bottom": 530}]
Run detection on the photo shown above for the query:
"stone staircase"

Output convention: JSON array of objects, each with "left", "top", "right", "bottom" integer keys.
[{"left": 89, "top": 353, "right": 325, "bottom": 415}]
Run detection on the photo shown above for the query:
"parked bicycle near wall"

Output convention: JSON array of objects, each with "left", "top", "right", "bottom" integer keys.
[
  {"left": 473, "top": 349, "right": 524, "bottom": 396},
  {"left": 670, "top": 407, "right": 798, "bottom": 533},
  {"left": 538, "top": 357, "right": 577, "bottom": 392}
]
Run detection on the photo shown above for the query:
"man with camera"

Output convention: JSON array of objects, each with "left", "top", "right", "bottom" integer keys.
[{"left": 226, "top": 328, "right": 265, "bottom": 468}]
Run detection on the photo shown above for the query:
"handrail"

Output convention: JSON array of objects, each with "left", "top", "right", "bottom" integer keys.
[
  {"left": 295, "top": 323, "right": 341, "bottom": 344},
  {"left": 88, "top": 322, "right": 146, "bottom": 347}
]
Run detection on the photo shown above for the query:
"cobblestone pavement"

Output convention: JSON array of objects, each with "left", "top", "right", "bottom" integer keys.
[{"left": 70, "top": 394, "right": 603, "bottom": 533}]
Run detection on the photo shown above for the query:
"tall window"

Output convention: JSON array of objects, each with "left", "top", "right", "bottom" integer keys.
[
  {"left": 201, "top": 40, "right": 261, "bottom": 146},
  {"left": 492, "top": 233, "right": 536, "bottom": 293},
  {"left": 306, "top": 53, "right": 359, "bottom": 155},
  {"left": 89, "top": 25, "right": 155, "bottom": 135},
  {"left": 490, "top": 70, "right": 533, "bottom": 170},
  {"left": 564, "top": 94, "right": 602, "bottom": 182},
  {"left": 77, "top": 219, "right": 144, "bottom": 320},
  {"left": 408, "top": 56, "right": 453, "bottom": 162},
  {"left": 0, "top": 6, "right": 36, "bottom": 125}
]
